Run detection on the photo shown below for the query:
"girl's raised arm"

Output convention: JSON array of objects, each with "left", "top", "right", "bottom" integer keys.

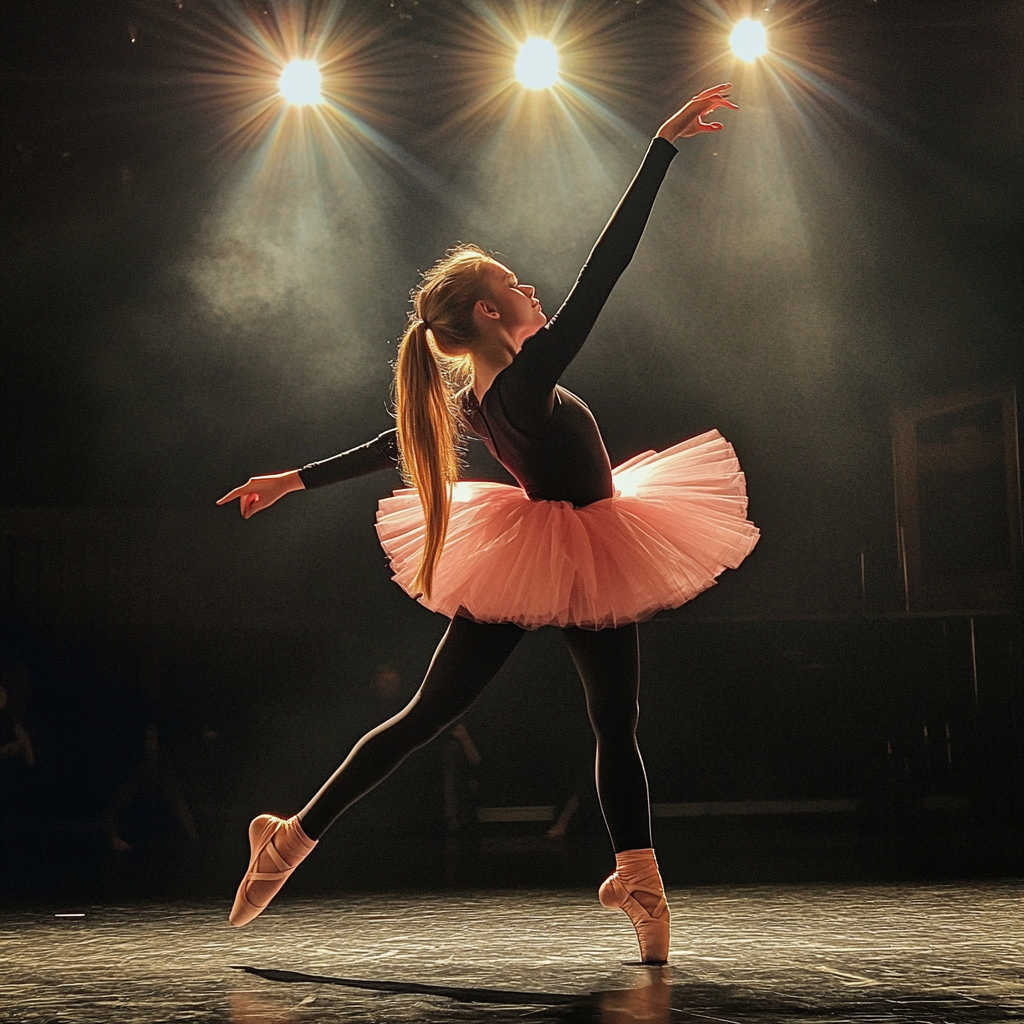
[{"left": 505, "top": 84, "right": 737, "bottom": 405}]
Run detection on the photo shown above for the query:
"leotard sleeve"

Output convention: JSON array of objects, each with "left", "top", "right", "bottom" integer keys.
[
  {"left": 300, "top": 139, "right": 674, "bottom": 488},
  {"left": 497, "top": 136, "right": 678, "bottom": 426},
  {"left": 298, "top": 428, "right": 399, "bottom": 489}
]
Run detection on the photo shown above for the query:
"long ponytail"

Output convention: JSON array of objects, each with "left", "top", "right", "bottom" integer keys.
[
  {"left": 394, "top": 244, "right": 489, "bottom": 597},
  {"left": 395, "top": 322, "right": 464, "bottom": 598}
]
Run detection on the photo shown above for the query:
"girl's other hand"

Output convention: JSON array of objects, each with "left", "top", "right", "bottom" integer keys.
[{"left": 217, "top": 470, "right": 304, "bottom": 519}]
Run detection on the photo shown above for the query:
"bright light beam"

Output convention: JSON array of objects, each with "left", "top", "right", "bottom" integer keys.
[
  {"left": 730, "top": 19, "right": 768, "bottom": 62},
  {"left": 515, "top": 38, "right": 559, "bottom": 90},
  {"left": 279, "top": 60, "right": 322, "bottom": 105}
]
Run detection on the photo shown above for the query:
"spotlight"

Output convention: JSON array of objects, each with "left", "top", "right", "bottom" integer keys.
[
  {"left": 729, "top": 19, "right": 768, "bottom": 62},
  {"left": 279, "top": 60, "right": 322, "bottom": 105},
  {"left": 515, "top": 38, "right": 559, "bottom": 90}
]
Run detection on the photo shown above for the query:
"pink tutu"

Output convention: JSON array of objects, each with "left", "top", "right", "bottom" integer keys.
[{"left": 375, "top": 429, "right": 759, "bottom": 630}]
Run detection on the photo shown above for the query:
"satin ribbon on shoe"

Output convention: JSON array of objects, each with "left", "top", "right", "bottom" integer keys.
[{"left": 229, "top": 814, "right": 316, "bottom": 927}]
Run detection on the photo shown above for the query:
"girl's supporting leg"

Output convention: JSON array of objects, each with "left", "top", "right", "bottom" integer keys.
[
  {"left": 562, "top": 623, "right": 669, "bottom": 962},
  {"left": 561, "top": 623, "right": 651, "bottom": 852},
  {"left": 299, "top": 615, "right": 524, "bottom": 839}
]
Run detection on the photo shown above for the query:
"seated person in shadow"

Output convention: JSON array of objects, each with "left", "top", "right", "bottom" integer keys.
[
  {"left": 0, "top": 667, "right": 35, "bottom": 769},
  {"left": 105, "top": 650, "right": 199, "bottom": 852}
]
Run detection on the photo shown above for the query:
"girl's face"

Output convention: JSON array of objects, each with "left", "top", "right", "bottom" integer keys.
[{"left": 481, "top": 260, "right": 547, "bottom": 347}]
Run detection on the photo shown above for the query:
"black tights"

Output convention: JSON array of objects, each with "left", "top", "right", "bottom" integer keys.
[{"left": 299, "top": 615, "right": 652, "bottom": 853}]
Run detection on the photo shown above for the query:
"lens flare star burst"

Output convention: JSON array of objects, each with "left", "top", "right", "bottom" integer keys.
[
  {"left": 423, "top": 0, "right": 652, "bottom": 164},
  {"left": 140, "top": 0, "right": 405, "bottom": 166}
]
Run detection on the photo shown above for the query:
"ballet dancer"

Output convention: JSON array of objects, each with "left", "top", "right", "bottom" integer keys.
[{"left": 218, "top": 83, "right": 758, "bottom": 963}]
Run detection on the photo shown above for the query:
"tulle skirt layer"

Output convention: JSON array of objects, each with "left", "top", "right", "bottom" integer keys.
[{"left": 375, "top": 429, "right": 760, "bottom": 630}]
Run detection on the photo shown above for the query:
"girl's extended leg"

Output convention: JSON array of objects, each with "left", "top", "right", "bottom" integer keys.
[
  {"left": 562, "top": 623, "right": 669, "bottom": 963},
  {"left": 300, "top": 615, "right": 524, "bottom": 838},
  {"left": 230, "top": 616, "right": 523, "bottom": 926}
]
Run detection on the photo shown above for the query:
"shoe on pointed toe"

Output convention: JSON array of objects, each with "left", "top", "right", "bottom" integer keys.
[
  {"left": 598, "top": 848, "right": 670, "bottom": 963},
  {"left": 229, "top": 814, "right": 316, "bottom": 927}
]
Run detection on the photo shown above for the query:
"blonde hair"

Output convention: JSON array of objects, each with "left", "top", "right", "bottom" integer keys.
[{"left": 395, "top": 244, "right": 492, "bottom": 598}]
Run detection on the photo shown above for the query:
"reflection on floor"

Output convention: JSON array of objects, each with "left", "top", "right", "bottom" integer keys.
[{"left": 3, "top": 883, "right": 1023, "bottom": 1022}]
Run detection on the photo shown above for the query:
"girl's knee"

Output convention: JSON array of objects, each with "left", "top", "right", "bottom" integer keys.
[{"left": 588, "top": 707, "right": 639, "bottom": 743}]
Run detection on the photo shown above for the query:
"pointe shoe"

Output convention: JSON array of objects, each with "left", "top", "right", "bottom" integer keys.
[
  {"left": 599, "top": 849, "right": 670, "bottom": 963},
  {"left": 229, "top": 814, "right": 316, "bottom": 927}
]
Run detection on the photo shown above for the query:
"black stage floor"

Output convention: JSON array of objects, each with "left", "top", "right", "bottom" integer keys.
[{"left": 3, "top": 883, "right": 1022, "bottom": 1023}]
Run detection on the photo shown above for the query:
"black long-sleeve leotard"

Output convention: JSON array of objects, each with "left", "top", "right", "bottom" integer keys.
[{"left": 299, "top": 137, "right": 678, "bottom": 507}]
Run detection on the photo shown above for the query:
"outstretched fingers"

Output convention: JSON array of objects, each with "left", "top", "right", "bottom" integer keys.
[
  {"left": 704, "top": 96, "right": 740, "bottom": 113},
  {"left": 216, "top": 483, "right": 261, "bottom": 518},
  {"left": 216, "top": 485, "right": 248, "bottom": 506},
  {"left": 694, "top": 95, "right": 740, "bottom": 133},
  {"left": 693, "top": 82, "right": 733, "bottom": 100}
]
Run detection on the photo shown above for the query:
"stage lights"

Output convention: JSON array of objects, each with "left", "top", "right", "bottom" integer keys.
[
  {"left": 515, "top": 38, "right": 559, "bottom": 90},
  {"left": 279, "top": 60, "right": 322, "bottom": 105},
  {"left": 730, "top": 19, "right": 768, "bottom": 62}
]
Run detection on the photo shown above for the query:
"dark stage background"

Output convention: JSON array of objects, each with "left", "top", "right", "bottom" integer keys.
[{"left": 2, "top": 0, "right": 1021, "bottom": 901}]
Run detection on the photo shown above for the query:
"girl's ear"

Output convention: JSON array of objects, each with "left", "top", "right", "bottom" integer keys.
[{"left": 474, "top": 298, "right": 501, "bottom": 322}]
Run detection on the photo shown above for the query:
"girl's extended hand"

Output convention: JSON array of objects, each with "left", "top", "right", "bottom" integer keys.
[
  {"left": 217, "top": 470, "right": 304, "bottom": 519},
  {"left": 657, "top": 84, "right": 738, "bottom": 142}
]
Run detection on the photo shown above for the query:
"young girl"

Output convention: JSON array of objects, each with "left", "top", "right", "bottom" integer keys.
[{"left": 218, "top": 83, "right": 757, "bottom": 963}]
